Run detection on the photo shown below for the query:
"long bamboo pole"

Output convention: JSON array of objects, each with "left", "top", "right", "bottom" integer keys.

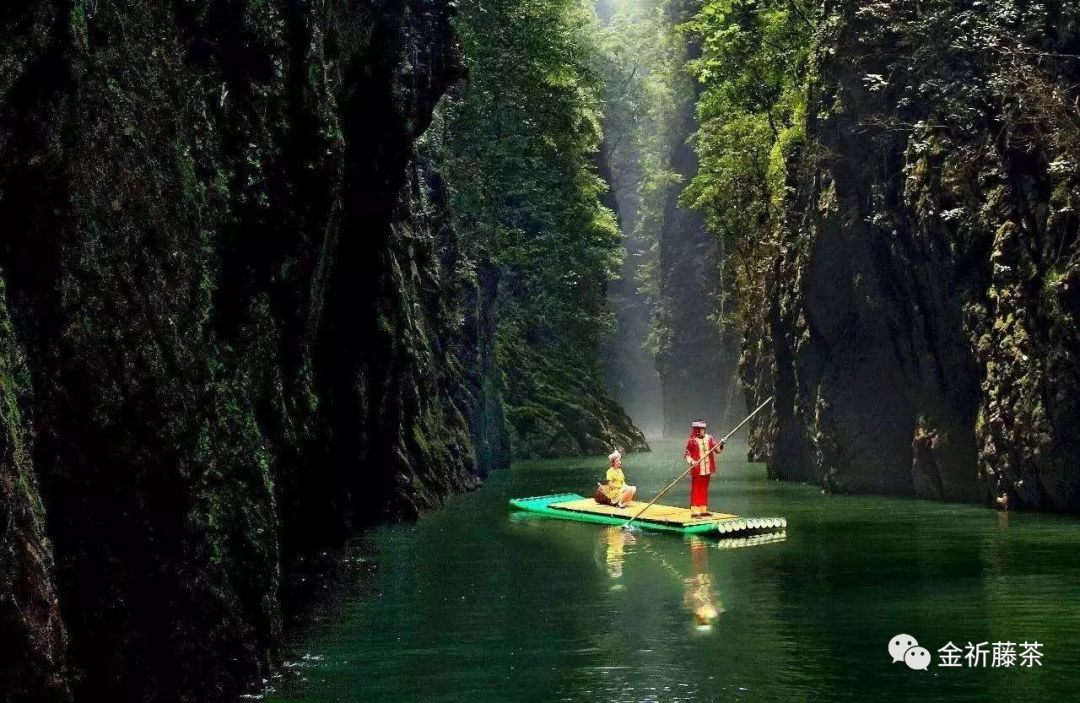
[{"left": 622, "top": 396, "right": 774, "bottom": 530}]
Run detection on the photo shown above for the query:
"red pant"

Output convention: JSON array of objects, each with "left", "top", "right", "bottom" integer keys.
[{"left": 690, "top": 472, "right": 711, "bottom": 507}]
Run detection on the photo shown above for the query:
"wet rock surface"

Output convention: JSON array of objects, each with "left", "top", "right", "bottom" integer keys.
[{"left": 745, "top": 0, "right": 1080, "bottom": 510}]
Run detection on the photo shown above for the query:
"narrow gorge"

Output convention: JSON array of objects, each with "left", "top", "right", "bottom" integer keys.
[{"left": 2, "top": 0, "right": 1080, "bottom": 701}]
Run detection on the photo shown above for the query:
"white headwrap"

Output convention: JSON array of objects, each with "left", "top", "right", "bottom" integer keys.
[{"left": 608, "top": 449, "right": 622, "bottom": 464}]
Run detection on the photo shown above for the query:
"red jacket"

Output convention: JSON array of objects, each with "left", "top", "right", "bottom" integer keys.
[{"left": 684, "top": 433, "right": 720, "bottom": 476}]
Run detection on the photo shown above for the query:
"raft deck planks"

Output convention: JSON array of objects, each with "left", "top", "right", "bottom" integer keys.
[
  {"left": 549, "top": 498, "right": 737, "bottom": 525},
  {"left": 508, "top": 493, "right": 787, "bottom": 536}
]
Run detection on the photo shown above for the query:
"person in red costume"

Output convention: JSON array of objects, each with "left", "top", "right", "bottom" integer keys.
[{"left": 684, "top": 420, "right": 725, "bottom": 517}]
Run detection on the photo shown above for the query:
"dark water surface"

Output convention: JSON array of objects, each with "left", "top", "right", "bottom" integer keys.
[{"left": 266, "top": 440, "right": 1080, "bottom": 702}]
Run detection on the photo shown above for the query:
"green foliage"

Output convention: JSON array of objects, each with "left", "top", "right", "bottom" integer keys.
[
  {"left": 431, "top": 0, "right": 644, "bottom": 455},
  {"left": 437, "top": 0, "right": 620, "bottom": 352},
  {"left": 681, "top": 0, "right": 816, "bottom": 329},
  {"left": 434, "top": 0, "right": 622, "bottom": 334}
]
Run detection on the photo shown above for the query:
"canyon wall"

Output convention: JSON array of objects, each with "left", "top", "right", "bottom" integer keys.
[
  {"left": 0, "top": 0, "right": 504, "bottom": 700},
  {"left": 746, "top": 0, "right": 1080, "bottom": 510}
]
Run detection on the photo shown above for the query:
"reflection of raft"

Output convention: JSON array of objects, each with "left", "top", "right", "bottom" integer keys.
[{"left": 509, "top": 493, "right": 787, "bottom": 536}]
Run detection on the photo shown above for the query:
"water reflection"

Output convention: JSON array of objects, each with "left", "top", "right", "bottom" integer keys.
[
  {"left": 267, "top": 440, "right": 1080, "bottom": 703},
  {"left": 602, "top": 526, "right": 636, "bottom": 582},
  {"left": 594, "top": 526, "right": 788, "bottom": 630},
  {"left": 605, "top": 529, "right": 726, "bottom": 631},
  {"left": 684, "top": 537, "right": 722, "bottom": 630},
  {"left": 715, "top": 530, "right": 787, "bottom": 550}
]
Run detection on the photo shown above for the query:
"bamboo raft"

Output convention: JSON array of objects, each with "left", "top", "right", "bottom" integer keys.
[{"left": 509, "top": 493, "right": 787, "bottom": 537}]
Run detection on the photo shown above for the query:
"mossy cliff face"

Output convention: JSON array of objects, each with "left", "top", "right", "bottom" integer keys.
[
  {"left": 0, "top": 282, "right": 68, "bottom": 701},
  {"left": 0, "top": 0, "right": 503, "bottom": 701},
  {"left": 501, "top": 343, "right": 648, "bottom": 458},
  {"left": 745, "top": 0, "right": 1080, "bottom": 509}
]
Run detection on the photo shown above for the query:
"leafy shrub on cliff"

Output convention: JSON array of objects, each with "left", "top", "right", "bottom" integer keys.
[{"left": 680, "top": 0, "right": 816, "bottom": 334}]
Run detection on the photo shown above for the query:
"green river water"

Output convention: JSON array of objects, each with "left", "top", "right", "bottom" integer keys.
[{"left": 266, "top": 440, "right": 1080, "bottom": 702}]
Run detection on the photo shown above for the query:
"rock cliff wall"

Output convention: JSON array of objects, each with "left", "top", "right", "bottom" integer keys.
[
  {"left": 746, "top": 0, "right": 1080, "bottom": 510},
  {"left": 0, "top": 0, "right": 504, "bottom": 700}
]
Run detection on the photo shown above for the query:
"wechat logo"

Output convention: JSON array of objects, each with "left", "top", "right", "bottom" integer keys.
[{"left": 889, "top": 634, "right": 931, "bottom": 671}]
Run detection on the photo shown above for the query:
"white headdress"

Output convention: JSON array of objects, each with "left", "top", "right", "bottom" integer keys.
[{"left": 608, "top": 449, "right": 622, "bottom": 464}]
